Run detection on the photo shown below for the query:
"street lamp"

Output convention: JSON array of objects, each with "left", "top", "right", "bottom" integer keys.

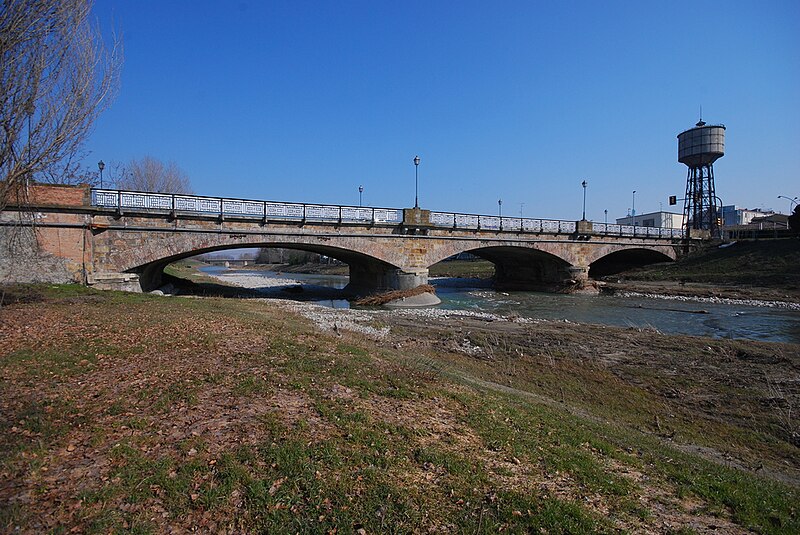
[
  {"left": 604, "top": 209, "right": 608, "bottom": 225},
  {"left": 358, "top": 185, "right": 364, "bottom": 207},
  {"left": 632, "top": 190, "right": 637, "bottom": 231},
  {"left": 778, "top": 195, "right": 799, "bottom": 212},
  {"left": 581, "top": 180, "right": 587, "bottom": 220},
  {"left": 413, "top": 155, "right": 420, "bottom": 208},
  {"left": 498, "top": 199, "right": 503, "bottom": 230},
  {"left": 98, "top": 160, "right": 105, "bottom": 189}
]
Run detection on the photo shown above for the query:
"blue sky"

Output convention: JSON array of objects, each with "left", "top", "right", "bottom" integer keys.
[{"left": 85, "top": 0, "right": 800, "bottom": 220}]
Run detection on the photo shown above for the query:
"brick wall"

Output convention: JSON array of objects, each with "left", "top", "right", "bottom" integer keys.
[
  {"left": 0, "top": 207, "right": 89, "bottom": 285},
  {"left": 28, "top": 183, "right": 91, "bottom": 207},
  {"left": 2, "top": 182, "right": 90, "bottom": 208}
]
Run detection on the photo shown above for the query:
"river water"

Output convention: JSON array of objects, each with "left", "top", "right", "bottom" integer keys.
[{"left": 199, "top": 266, "right": 800, "bottom": 344}]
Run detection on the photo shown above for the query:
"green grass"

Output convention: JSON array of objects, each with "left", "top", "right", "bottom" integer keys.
[
  {"left": 429, "top": 259, "right": 495, "bottom": 278},
  {"left": 1, "top": 283, "right": 798, "bottom": 533},
  {"left": 455, "top": 389, "right": 799, "bottom": 533},
  {"left": 1, "top": 345, "right": 99, "bottom": 379},
  {"left": 0, "top": 397, "right": 77, "bottom": 466}
]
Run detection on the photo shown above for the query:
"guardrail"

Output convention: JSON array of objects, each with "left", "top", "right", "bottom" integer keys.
[{"left": 90, "top": 189, "right": 685, "bottom": 238}]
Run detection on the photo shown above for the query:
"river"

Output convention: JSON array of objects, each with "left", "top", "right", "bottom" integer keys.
[{"left": 199, "top": 266, "right": 800, "bottom": 344}]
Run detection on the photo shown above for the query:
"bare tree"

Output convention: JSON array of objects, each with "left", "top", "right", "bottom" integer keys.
[
  {"left": 0, "top": 0, "right": 122, "bottom": 207},
  {"left": 255, "top": 248, "right": 321, "bottom": 265},
  {"left": 36, "top": 150, "right": 96, "bottom": 185},
  {"left": 117, "top": 156, "right": 193, "bottom": 193}
]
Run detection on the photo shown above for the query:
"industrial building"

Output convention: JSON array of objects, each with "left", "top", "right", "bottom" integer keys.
[
  {"left": 616, "top": 211, "right": 685, "bottom": 229},
  {"left": 721, "top": 205, "right": 777, "bottom": 227}
]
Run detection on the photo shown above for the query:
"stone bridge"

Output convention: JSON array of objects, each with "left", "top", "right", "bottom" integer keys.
[{"left": 1, "top": 184, "right": 690, "bottom": 294}]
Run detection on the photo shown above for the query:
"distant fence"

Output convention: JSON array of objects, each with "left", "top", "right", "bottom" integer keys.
[{"left": 91, "top": 189, "right": 685, "bottom": 238}]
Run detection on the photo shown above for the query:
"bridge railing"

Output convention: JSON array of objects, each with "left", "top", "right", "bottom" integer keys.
[
  {"left": 429, "top": 212, "right": 578, "bottom": 233},
  {"left": 91, "top": 189, "right": 403, "bottom": 225},
  {"left": 589, "top": 222, "right": 685, "bottom": 238},
  {"left": 430, "top": 211, "right": 685, "bottom": 238},
  {"left": 90, "top": 189, "right": 685, "bottom": 238}
]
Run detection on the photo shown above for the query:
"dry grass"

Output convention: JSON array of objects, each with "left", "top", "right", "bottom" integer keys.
[{"left": 1, "top": 284, "right": 798, "bottom": 534}]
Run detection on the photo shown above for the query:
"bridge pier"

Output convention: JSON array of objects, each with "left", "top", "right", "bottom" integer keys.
[
  {"left": 492, "top": 254, "right": 597, "bottom": 293},
  {"left": 565, "top": 265, "right": 599, "bottom": 293},
  {"left": 567, "top": 265, "right": 590, "bottom": 282},
  {"left": 89, "top": 271, "right": 143, "bottom": 292},
  {"left": 345, "top": 264, "right": 428, "bottom": 296}
]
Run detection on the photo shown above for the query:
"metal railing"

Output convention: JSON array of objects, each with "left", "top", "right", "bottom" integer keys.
[
  {"left": 430, "top": 211, "right": 685, "bottom": 238},
  {"left": 90, "top": 189, "right": 685, "bottom": 238},
  {"left": 429, "top": 212, "right": 577, "bottom": 233},
  {"left": 587, "top": 222, "right": 685, "bottom": 238},
  {"left": 91, "top": 189, "right": 403, "bottom": 225}
]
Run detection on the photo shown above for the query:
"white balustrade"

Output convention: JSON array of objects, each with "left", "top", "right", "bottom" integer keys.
[{"left": 90, "top": 189, "right": 684, "bottom": 237}]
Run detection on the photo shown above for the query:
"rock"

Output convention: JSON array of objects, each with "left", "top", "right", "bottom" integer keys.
[{"left": 384, "top": 292, "right": 442, "bottom": 308}]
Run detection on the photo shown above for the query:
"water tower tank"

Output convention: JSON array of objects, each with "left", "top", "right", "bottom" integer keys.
[{"left": 677, "top": 120, "right": 725, "bottom": 166}]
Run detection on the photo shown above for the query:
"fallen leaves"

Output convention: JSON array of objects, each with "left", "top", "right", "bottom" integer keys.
[{"left": 268, "top": 477, "right": 287, "bottom": 496}]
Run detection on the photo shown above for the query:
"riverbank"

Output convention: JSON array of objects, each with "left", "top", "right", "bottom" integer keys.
[
  {"left": 606, "top": 238, "right": 800, "bottom": 304},
  {"left": 601, "top": 280, "right": 800, "bottom": 310},
  {"left": 1, "top": 284, "right": 798, "bottom": 533}
]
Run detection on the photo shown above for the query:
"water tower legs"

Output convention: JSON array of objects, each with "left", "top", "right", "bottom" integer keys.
[{"left": 683, "top": 164, "right": 720, "bottom": 239}]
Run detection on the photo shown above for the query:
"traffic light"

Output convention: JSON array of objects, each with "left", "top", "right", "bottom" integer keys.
[{"left": 669, "top": 195, "right": 677, "bottom": 206}]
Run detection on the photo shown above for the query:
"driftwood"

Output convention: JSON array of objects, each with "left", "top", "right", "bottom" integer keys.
[{"left": 353, "top": 284, "right": 436, "bottom": 306}]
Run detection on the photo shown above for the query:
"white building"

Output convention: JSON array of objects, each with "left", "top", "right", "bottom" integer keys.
[
  {"left": 616, "top": 211, "right": 685, "bottom": 229},
  {"left": 721, "top": 205, "right": 776, "bottom": 227}
]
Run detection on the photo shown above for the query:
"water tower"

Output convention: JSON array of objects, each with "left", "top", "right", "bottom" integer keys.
[{"left": 678, "top": 119, "right": 725, "bottom": 238}]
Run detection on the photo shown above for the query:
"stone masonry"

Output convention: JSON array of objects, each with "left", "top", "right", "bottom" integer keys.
[{"left": 2, "top": 184, "right": 682, "bottom": 294}]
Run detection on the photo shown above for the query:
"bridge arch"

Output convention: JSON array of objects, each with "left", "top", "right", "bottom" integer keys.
[
  {"left": 97, "top": 231, "right": 417, "bottom": 294},
  {"left": 588, "top": 246, "right": 676, "bottom": 278},
  {"left": 470, "top": 246, "right": 574, "bottom": 289},
  {"left": 423, "top": 242, "right": 576, "bottom": 290}
]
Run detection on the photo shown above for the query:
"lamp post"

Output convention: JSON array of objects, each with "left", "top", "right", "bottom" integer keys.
[
  {"left": 358, "top": 185, "right": 364, "bottom": 207},
  {"left": 581, "top": 180, "right": 587, "bottom": 220},
  {"left": 632, "top": 190, "right": 637, "bottom": 233},
  {"left": 413, "top": 155, "right": 420, "bottom": 208},
  {"left": 98, "top": 160, "right": 105, "bottom": 189},
  {"left": 778, "top": 195, "right": 799, "bottom": 213},
  {"left": 604, "top": 209, "right": 608, "bottom": 224}
]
